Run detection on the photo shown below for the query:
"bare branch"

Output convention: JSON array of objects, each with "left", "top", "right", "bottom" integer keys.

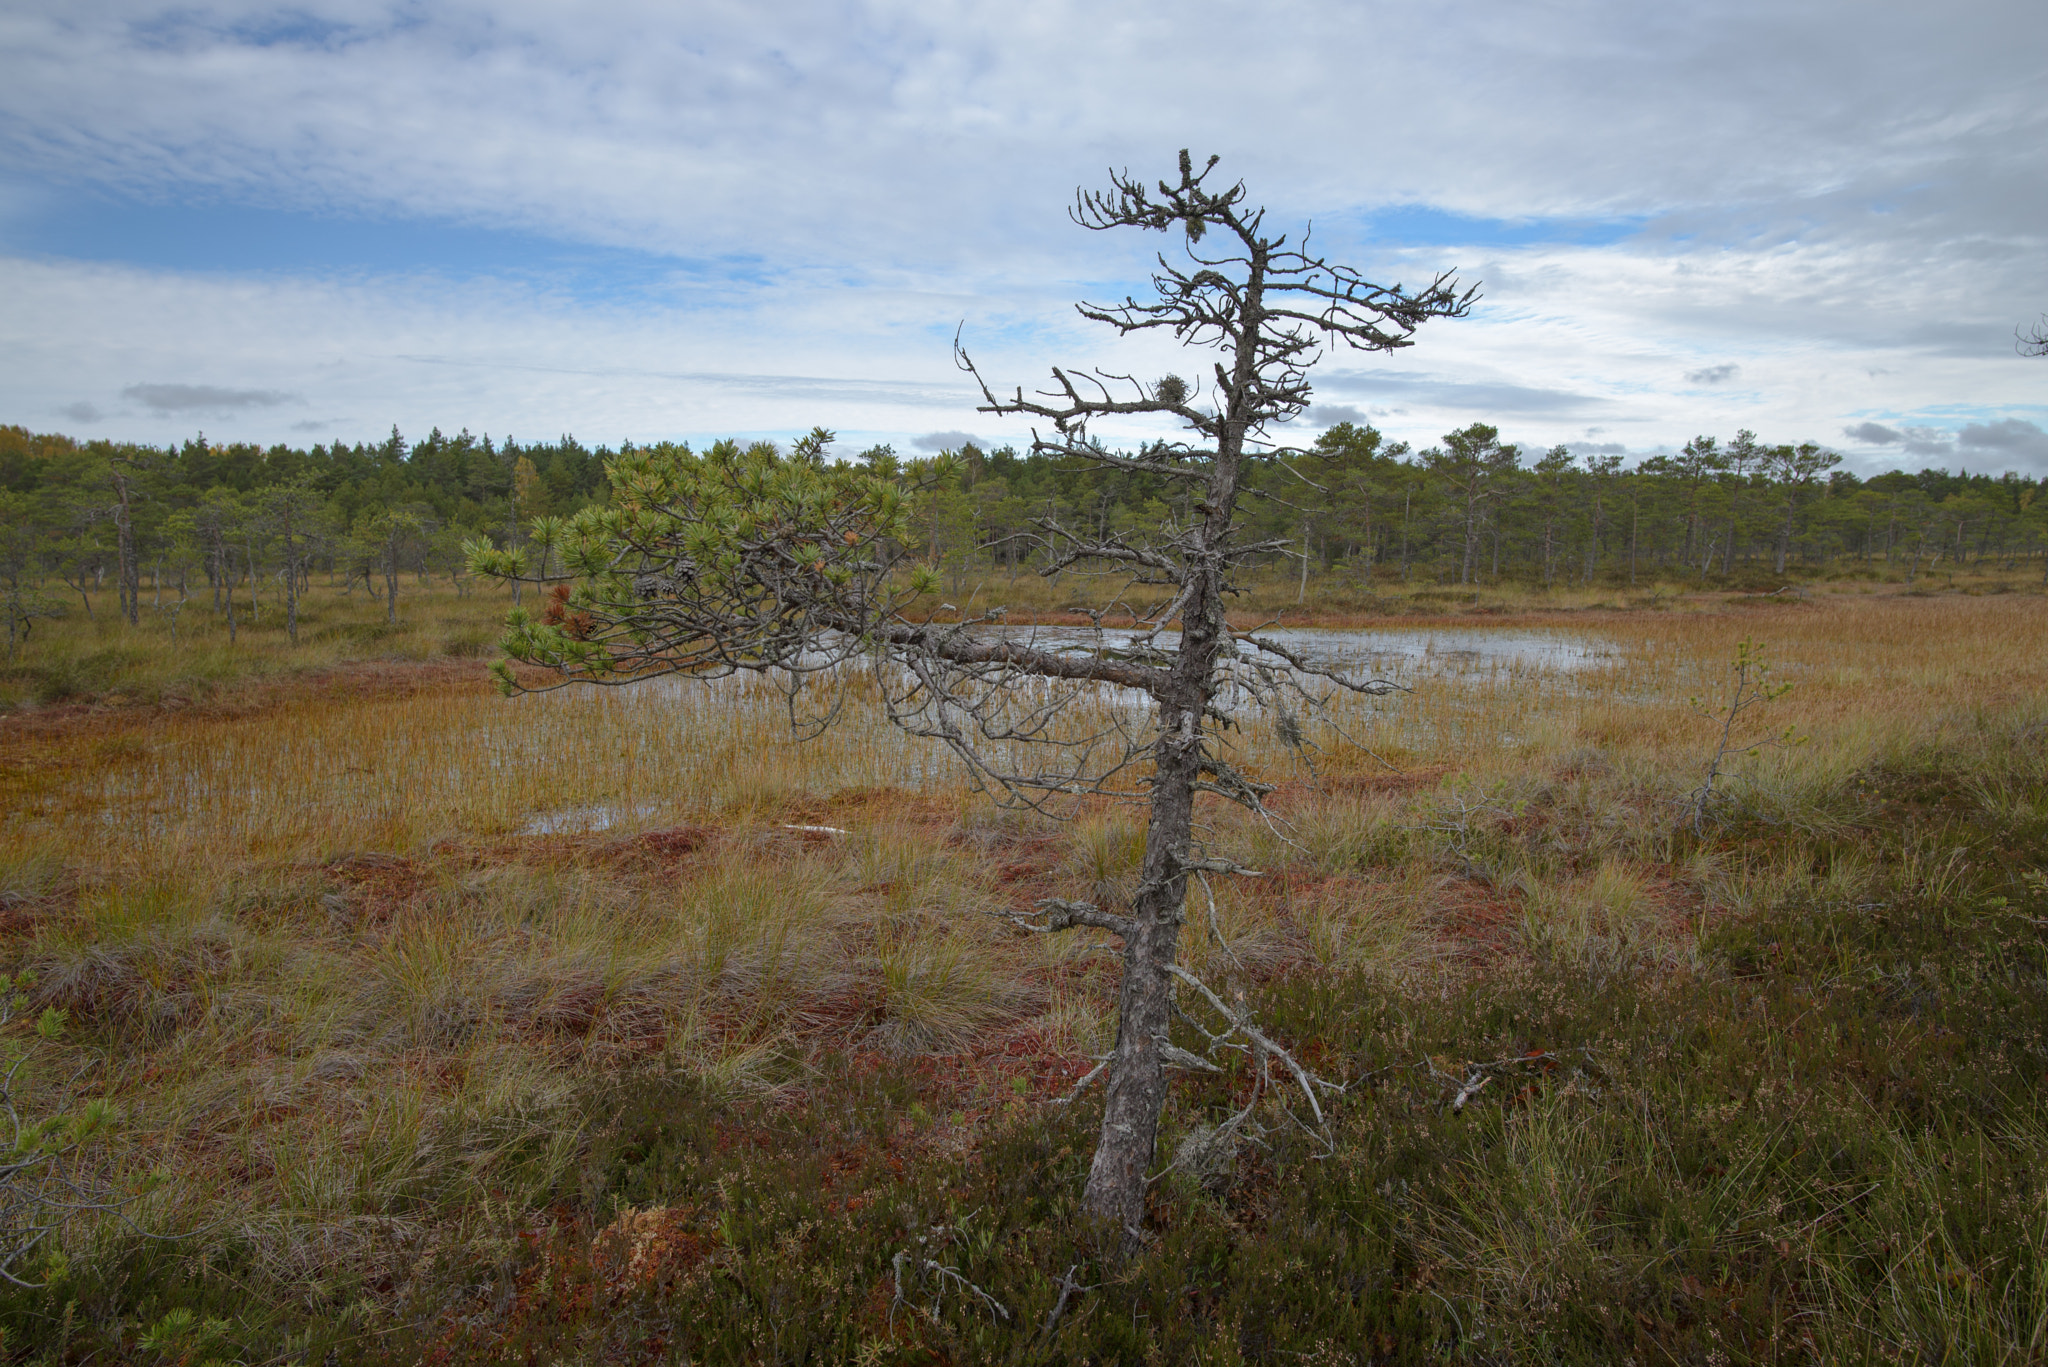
[
  {"left": 1011, "top": 898, "right": 1135, "bottom": 940},
  {"left": 1165, "top": 964, "right": 1344, "bottom": 1130},
  {"left": 1238, "top": 633, "right": 1408, "bottom": 696}
]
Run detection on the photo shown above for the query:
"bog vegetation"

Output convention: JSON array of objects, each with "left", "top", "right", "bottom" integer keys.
[
  {"left": 0, "top": 562, "right": 2043, "bottom": 1362},
  {"left": 2, "top": 162, "right": 2047, "bottom": 1360}
]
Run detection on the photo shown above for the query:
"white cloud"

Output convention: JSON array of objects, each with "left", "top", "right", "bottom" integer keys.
[
  {"left": 8, "top": 1, "right": 2041, "bottom": 257},
  {"left": 1958, "top": 418, "right": 2048, "bottom": 466},
  {"left": 911, "top": 430, "right": 987, "bottom": 452},
  {"left": 0, "top": 0, "right": 2042, "bottom": 465},
  {"left": 121, "top": 382, "right": 302, "bottom": 413},
  {"left": 0, "top": 255, "right": 1020, "bottom": 449},
  {"left": 1685, "top": 364, "right": 1741, "bottom": 385}
]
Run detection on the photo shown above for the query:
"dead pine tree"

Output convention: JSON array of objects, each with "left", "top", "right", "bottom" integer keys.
[
  {"left": 466, "top": 150, "right": 1472, "bottom": 1244},
  {"left": 955, "top": 151, "right": 1472, "bottom": 1236}
]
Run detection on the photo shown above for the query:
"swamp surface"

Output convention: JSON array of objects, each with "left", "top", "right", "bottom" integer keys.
[{"left": 1, "top": 587, "right": 2045, "bottom": 1363}]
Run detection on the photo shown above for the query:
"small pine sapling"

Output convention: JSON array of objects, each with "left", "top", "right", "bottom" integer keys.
[
  {"left": 1683, "top": 636, "right": 1800, "bottom": 836},
  {"left": 1, "top": 972, "right": 153, "bottom": 1288}
]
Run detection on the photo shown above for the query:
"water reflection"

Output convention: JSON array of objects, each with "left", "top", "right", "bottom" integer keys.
[
  {"left": 511, "top": 626, "right": 1619, "bottom": 834},
  {"left": 519, "top": 802, "right": 659, "bottom": 835},
  {"left": 1011, "top": 625, "right": 1613, "bottom": 677},
  {"left": 1303, "top": 626, "right": 1611, "bottom": 670}
]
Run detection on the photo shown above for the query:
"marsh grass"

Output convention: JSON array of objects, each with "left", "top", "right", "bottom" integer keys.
[
  {"left": 1513, "top": 858, "right": 1671, "bottom": 975},
  {"left": 2, "top": 590, "right": 2047, "bottom": 1360},
  {"left": 0, "top": 582, "right": 514, "bottom": 711}
]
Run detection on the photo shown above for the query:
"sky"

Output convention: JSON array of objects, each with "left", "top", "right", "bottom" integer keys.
[{"left": 1, "top": 0, "right": 2044, "bottom": 474}]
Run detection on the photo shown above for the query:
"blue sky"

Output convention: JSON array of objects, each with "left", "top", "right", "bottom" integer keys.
[{"left": 1, "top": 0, "right": 2044, "bottom": 473}]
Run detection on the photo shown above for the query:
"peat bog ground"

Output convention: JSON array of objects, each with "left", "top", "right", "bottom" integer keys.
[{"left": 2, "top": 577, "right": 2046, "bottom": 1363}]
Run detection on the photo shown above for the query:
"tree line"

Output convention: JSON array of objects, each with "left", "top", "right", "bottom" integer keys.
[
  {"left": 0, "top": 423, "right": 609, "bottom": 653},
  {"left": 2, "top": 415, "right": 2043, "bottom": 654},
  {"left": 910, "top": 419, "right": 2048, "bottom": 598}
]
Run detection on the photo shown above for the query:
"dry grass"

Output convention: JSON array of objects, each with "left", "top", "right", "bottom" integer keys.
[
  {"left": 2, "top": 585, "right": 2046, "bottom": 1355},
  {"left": 0, "top": 580, "right": 510, "bottom": 712},
  {"left": 936, "top": 554, "right": 2045, "bottom": 626},
  {"left": 16, "top": 592, "right": 2045, "bottom": 872}
]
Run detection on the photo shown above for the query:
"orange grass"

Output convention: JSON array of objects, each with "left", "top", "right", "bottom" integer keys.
[
  {"left": 12, "top": 594, "right": 2045, "bottom": 874},
  {"left": 2, "top": 592, "right": 2044, "bottom": 1294}
]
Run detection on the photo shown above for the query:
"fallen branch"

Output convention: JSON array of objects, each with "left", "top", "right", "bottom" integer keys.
[
  {"left": 891, "top": 1247, "right": 1011, "bottom": 1324},
  {"left": 1052, "top": 1057, "right": 1111, "bottom": 1106},
  {"left": 1037, "top": 1262, "right": 1095, "bottom": 1340},
  {"left": 1008, "top": 898, "right": 1135, "bottom": 940},
  {"left": 1417, "top": 1050, "right": 1566, "bottom": 1113},
  {"left": 1164, "top": 964, "right": 1344, "bottom": 1129}
]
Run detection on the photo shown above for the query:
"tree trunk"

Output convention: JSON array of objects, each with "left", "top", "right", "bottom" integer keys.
[
  {"left": 218, "top": 542, "right": 237, "bottom": 644},
  {"left": 1461, "top": 489, "right": 1478, "bottom": 585},
  {"left": 111, "top": 464, "right": 140, "bottom": 627},
  {"left": 285, "top": 542, "right": 300, "bottom": 644},
  {"left": 1083, "top": 556, "right": 1215, "bottom": 1240},
  {"left": 1628, "top": 489, "right": 1639, "bottom": 588},
  {"left": 1083, "top": 758, "right": 1194, "bottom": 1235},
  {"left": 1360, "top": 494, "right": 1373, "bottom": 586},
  {"left": 1082, "top": 264, "right": 1249, "bottom": 1238},
  {"left": 1400, "top": 487, "right": 1411, "bottom": 581}
]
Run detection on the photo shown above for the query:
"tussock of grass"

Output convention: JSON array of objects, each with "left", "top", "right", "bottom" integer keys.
[
  {"left": 1290, "top": 871, "right": 1437, "bottom": 977},
  {"left": 1514, "top": 857, "right": 1672, "bottom": 975}
]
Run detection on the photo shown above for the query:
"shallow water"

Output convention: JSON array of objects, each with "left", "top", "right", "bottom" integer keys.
[
  {"left": 509, "top": 625, "right": 1620, "bottom": 834},
  {"left": 946, "top": 624, "right": 1616, "bottom": 688},
  {"left": 1100, "top": 625, "right": 1607, "bottom": 675},
  {"left": 519, "top": 802, "right": 660, "bottom": 835}
]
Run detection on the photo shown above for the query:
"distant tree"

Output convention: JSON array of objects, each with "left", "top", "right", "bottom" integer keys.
[
  {"left": 1581, "top": 451, "right": 1625, "bottom": 583},
  {"left": 192, "top": 490, "right": 249, "bottom": 643},
  {"left": 1718, "top": 429, "right": 1765, "bottom": 574},
  {"left": 105, "top": 453, "right": 147, "bottom": 627},
  {"left": 359, "top": 505, "right": 436, "bottom": 624},
  {"left": 255, "top": 480, "right": 330, "bottom": 644},
  {"left": 1424, "top": 424, "right": 1517, "bottom": 585},
  {"left": 0, "top": 492, "right": 63, "bottom": 660},
  {"left": 1767, "top": 442, "right": 1841, "bottom": 575},
  {"left": 52, "top": 505, "right": 112, "bottom": 622},
  {"left": 1530, "top": 445, "right": 1575, "bottom": 588},
  {"left": 470, "top": 151, "right": 1472, "bottom": 1241},
  {"left": 1306, "top": 421, "right": 1407, "bottom": 582}
]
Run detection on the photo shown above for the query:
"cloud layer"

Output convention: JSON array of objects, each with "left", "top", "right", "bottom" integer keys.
[{"left": 1, "top": 0, "right": 2043, "bottom": 467}]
